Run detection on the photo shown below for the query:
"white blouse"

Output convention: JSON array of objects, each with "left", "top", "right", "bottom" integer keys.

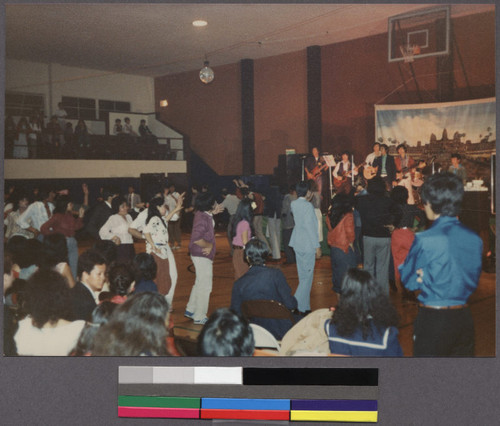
[
  {"left": 14, "top": 317, "right": 86, "bottom": 356},
  {"left": 99, "top": 213, "right": 133, "bottom": 244},
  {"left": 143, "top": 216, "right": 171, "bottom": 259}
]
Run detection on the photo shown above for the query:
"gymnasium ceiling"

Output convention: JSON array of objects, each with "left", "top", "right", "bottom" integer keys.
[{"left": 5, "top": 3, "right": 494, "bottom": 78}]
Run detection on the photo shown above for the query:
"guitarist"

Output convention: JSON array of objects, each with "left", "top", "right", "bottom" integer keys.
[
  {"left": 305, "top": 147, "right": 328, "bottom": 199},
  {"left": 364, "top": 142, "right": 381, "bottom": 180},
  {"left": 394, "top": 144, "right": 415, "bottom": 178},
  {"left": 333, "top": 151, "right": 358, "bottom": 194}
]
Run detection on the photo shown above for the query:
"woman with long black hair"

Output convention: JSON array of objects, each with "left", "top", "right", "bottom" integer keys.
[
  {"left": 325, "top": 268, "right": 402, "bottom": 356},
  {"left": 325, "top": 193, "right": 357, "bottom": 294},
  {"left": 230, "top": 198, "right": 254, "bottom": 280},
  {"left": 143, "top": 195, "right": 183, "bottom": 305}
]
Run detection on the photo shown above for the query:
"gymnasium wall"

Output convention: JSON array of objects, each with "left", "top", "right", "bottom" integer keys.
[
  {"left": 321, "top": 11, "right": 496, "bottom": 161},
  {"left": 6, "top": 59, "right": 155, "bottom": 116},
  {"left": 153, "top": 10, "right": 494, "bottom": 176}
]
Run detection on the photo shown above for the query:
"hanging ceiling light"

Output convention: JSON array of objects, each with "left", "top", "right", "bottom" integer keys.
[{"left": 199, "top": 60, "right": 214, "bottom": 84}]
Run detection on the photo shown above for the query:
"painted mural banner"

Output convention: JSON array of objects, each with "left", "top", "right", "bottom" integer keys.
[{"left": 375, "top": 98, "right": 496, "bottom": 183}]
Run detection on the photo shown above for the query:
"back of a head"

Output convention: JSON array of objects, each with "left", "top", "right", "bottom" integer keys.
[
  {"left": 133, "top": 252, "right": 157, "bottom": 281},
  {"left": 244, "top": 239, "right": 269, "bottom": 267},
  {"left": 195, "top": 191, "right": 215, "bottom": 212},
  {"left": 108, "top": 263, "right": 135, "bottom": 296},
  {"left": 295, "top": 181, "right": 309, "bottom": 198},
  {"left": 421, "top": 172, "right": 463, "bottom": 217},
  {"left": 92, "top": 292, "right": 169, "bottom": 356},
  {"left": 333, "top": 268, "right": 399, "bottom": 338},
  {"left": 72, "top": 302, "right": 117, "bottom": 356},
  {"left": 197, "top": 308, "right": 255, "bottom": 356},
  {"left": 329, "top": 193, "right": 354, "bottom": 228},
  {"left": 26, "top": 269, "right": 73, "bottom": 328},
  {"left": 367, "top": 176, "right": 386, "bottom": 196},
  {"left": 390, "top": 186, "right": 409, "bottom": 205}
]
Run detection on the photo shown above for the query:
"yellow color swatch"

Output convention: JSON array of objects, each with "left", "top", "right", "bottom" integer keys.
[{"left": 291, "top": 410, "right": 378, "bottom": 422}]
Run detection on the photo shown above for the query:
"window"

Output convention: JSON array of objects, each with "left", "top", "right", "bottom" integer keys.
[
  {"left": 5, "top": 92, "right": 44, "bottom": 118},
  {"left": 98, "top": 99, "right": 131, "bottom": 120},
  {"left": 62, "top": 96, "right": 96, "bottom": 120}
]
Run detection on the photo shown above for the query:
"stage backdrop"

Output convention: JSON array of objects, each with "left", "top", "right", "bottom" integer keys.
[{"left": 375, "top": 98, "right": 496, "bottom": 183}]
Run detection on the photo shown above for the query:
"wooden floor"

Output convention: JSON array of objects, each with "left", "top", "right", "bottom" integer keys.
[{"left": 91, "top": 230, "right": 496, "bottom": 357}]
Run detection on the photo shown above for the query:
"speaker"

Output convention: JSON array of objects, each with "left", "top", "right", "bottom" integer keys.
[
  {"left": 140, "top": 173, "right": 165, "bottom": 202},
  {"left": 276, "top": 154, "right": 304, "bottom": 188}
]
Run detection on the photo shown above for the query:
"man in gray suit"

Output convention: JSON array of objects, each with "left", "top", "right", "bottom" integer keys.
[{"left": 289, "top": 181, "right": 320, "bottom": 313}]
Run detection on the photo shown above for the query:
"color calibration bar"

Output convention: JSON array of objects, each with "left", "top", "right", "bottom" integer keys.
[{"left": 118, "top": 367, "right": 378, "bottom": 422}]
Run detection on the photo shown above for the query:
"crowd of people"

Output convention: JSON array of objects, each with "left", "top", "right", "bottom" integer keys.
[
  {"left": 5, "top": 105, "right": 162, "bottom": 160},
  {"left": 3, "top": 148, "right": 483, "bottom": 357}
]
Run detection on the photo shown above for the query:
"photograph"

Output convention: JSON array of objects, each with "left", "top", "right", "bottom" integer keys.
[{"left": 1, "top": 2, "right": 498, "bottom": 424}]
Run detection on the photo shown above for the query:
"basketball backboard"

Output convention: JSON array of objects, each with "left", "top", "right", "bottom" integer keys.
[{"left": 388, "top": 6, "right": 451, "bottom": 63}]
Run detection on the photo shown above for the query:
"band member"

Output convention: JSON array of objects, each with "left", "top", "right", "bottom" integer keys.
[
  {"left": 333, "top": 151, "right": 358, "bottom": 194},
  {"left": 395, "top": 144, "right": 422, "bottom": 205},
  {"left": 364, "top": 142, "right": 381, "bottom": 180},
  {"left": 394, "top": 144, "right": 416, "bottom": 176},
  {"left": 373, "top": 144, "right": 396, "bottom": 188},
  {"left": 305, "top": 147, "right": 327, "bottom": 197},
  {"left": 448, "top": 153, "right": 467, "bottom": 184}
]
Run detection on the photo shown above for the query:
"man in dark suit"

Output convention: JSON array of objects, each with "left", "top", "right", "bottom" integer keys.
[
  {"left": 373, "top": 144, "right": 396, "bottom": 188},
  {"left": 70, "top": 250, "right": 107, "bottom": 321},
  {"left": 85, "top": 186, "right": 119, "bottom": 239}
]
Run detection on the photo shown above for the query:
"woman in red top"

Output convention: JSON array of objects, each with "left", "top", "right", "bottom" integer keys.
[
  {"left": 40, "top": 195, "right": 85, "bottom": 281},
  {"left": 325, "top": 193, "right": 357, "bottom": 295}
]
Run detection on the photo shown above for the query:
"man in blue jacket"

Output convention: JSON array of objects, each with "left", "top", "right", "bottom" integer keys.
[
  {"left": 399, "top": 173, "right": 482, "bottom": 357},
  {"left": 289, "top": 181, "right": 320, "bottom": 314}
]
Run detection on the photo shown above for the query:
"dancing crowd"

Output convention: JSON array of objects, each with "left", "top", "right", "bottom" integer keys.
[{"left": 3, "top": 169, "right": 482, "bottom": 357}]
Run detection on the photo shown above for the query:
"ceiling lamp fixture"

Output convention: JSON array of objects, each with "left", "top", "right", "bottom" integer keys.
[
  {"left": 199, "top": 60, "right": 214, "bottom": 84},
  {"left": 192, "top": 20, "right": 208, "bottom": 27}
]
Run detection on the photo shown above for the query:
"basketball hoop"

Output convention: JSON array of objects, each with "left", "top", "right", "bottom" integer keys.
[{"left": 400, "top": 44, "right": 421, "bottom": 63}]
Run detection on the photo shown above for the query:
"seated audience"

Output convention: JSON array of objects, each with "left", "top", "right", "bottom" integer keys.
[
  {"left": 70, "top": 250, "right": 107, "bottom": 321},
  {"left": 92, "top": 292, "right": 172, "bottom": 356},
  {"left": 132, "top": 253, "right": 159, "bottom": 294},
  {"left": 40, "top": 233, "right": 76, "bottom": 288},
  {"left": 197, "top": 308, "right": 255, "bottom": 356},
  {"left": 113, "top": 118, "right": 123, "bottom": 135},
  {"left": 71, "top": 302, "right": 116, "bottom": 356},
  {"left": 325, "top": 268, "right": 403, "bottom": 357},
  {"left": 230, "top": 239, "right": 298, "bottom": 340},
  {"left": 14, "top": 269, "right": 86, "bottom": 356}
]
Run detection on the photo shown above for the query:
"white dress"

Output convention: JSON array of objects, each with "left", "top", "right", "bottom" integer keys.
[{"left": 14, "top": 317, "right": 86, "bottom": 356}]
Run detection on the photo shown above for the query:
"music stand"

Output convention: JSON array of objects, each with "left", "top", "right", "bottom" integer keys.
[{"left": 322, "top": 154, "right": 336, "bottom": 199}]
